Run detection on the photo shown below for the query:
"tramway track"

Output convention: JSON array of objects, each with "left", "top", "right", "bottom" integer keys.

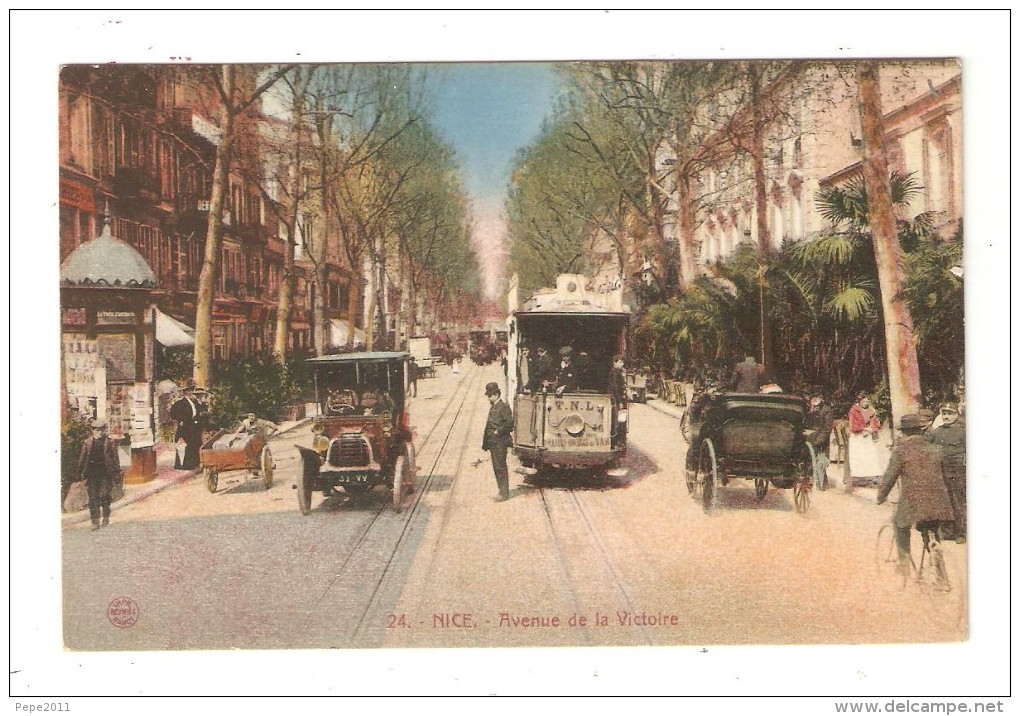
[
  {"left": 348, "top": 367, "right": 485, "bottom": 641},
  {"left": 291, "top": 367, "right": 482, "bottom": 641},
  {"left": 533, "top": 482, "right": 653, "bottom": 646}
]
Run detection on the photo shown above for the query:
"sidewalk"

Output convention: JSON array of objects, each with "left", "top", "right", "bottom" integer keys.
[{"left": 61, "top": 417, "right": 312, "bottom": 528}]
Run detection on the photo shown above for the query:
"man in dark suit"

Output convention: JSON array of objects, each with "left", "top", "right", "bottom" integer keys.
[
  {"left": 877, "top": 414, "right": 955, "bottom": 575},
  {"left": 926, "top": 402, "right": 966, "bottom": 542},
  {"left": 75, "top": 419, "right": 122, "bottom": 530},
  {"left": 481, "top": 381, "right": 514, "bottom": 502},
  {"left": 806, "top": 393, "right": 835, "bottom": 490},
  {"left": 729, "top": 354, "right": 765, "bottom": 393},
  {"left": 529, "top": 345, "right": 556, "bottom": 393},
  {"left": 170, "top": 380, "right": 204, "bottom": 470}
]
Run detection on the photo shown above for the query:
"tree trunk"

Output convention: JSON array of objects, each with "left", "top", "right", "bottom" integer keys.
[
  {"left": 857, "top": 61, "right": 922, "bottom": 426},
  {"left": 404, "top": 247, "right": 417, "bottom": 346},
  {"left": 273, "top": 71, "right": 310, "bottom": 362},
  {"left": 675, "top": 170, "right": 699, "bottom": 289},
  {"left": 750, "top": 62, "right": 777, "bottom": 378},
  {"left": 314, "top": 107, "right": 331, "bottom": 357},
  {"left": 193, "top": 65, "right": 234, "bottom": 388},
  {"left": 374, "top": 234, "right": 389, "bottom": 351},
  {"left": 346, "top": 271, "right": 360, "bottom": 350}
]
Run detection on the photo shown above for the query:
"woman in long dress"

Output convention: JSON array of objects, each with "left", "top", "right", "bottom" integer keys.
[{"left": 847, "top": 393, "right": 887, "bottom": 485}]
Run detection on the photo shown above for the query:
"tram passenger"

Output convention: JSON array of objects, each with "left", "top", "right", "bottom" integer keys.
[
  {"left": 609, "top": 355, "right": 627, "bottom": 406},
  {"left": 517, "top": 345, "right": 532, "bottom": 393},
  {"left": 554, "top": 346, "right": 581, "bottom": 396},
  {"left": 531, "top": 345, "right": 556, "bottom": 393}
]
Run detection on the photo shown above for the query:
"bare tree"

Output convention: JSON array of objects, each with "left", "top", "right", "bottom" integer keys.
[{"left": 192, "top": 64, "right": 293, "bottom": 387}]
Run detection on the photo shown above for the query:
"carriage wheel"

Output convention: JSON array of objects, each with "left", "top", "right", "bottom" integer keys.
[
  {"left": 754, "top": 478, "right": 768, "bottom": 501},
  {"left": 260, "top": 446, "right": 274, "bottom": 490},
  {"left": 297, "top": 469, "right": 312, "bottom": 516},
  {"left": 679, "top": 410, "right": 690, "bottom": 443},
  {"left": 697, "top": 439, "right": 719, "bottom": 513},
  {"left": 403, "top": 442, "right": 417, "bottom": 493},
  {"left": 392, "top": 456, "right": 407, "bottom": 512},
  {"left": 205, "top": 468, "right": 218, "bottom": 493}
]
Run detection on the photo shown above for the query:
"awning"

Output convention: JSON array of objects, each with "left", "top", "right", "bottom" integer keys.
[
  {"left": 329, "top": 319, "right": 366, "bottom": 347},
  {"left": 156, "top": 310, "right": 195, "bottom": 347}
]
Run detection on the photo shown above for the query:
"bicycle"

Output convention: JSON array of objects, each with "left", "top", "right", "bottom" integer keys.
[{"left": 875, "top": 521, "right": 966, "bottom": 625}]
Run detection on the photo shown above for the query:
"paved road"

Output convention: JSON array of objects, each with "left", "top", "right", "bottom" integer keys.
[{"left": 62, "top": 362, "right": 966, "bottom": 650}]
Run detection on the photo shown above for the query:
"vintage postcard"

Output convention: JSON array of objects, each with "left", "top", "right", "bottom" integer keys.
[{"left": 10, "top": 9, "right": 1011, "bottom": 702}]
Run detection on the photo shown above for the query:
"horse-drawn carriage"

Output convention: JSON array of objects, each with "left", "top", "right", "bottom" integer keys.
[{"left": 684, "top": 392, "right": 814, "bottom": 513}]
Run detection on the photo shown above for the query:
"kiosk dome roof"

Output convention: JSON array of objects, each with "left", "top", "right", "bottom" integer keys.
[{"left": 60, "top": 217, "right": 156, "bottom": 288}]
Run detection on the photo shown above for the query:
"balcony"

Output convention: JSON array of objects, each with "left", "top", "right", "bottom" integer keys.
[
  {"left": 231, "top": 222, "right": 271, "bottom": 245},
  {"left": 113, "top": 165, "right": 162, "bottom": 201}
]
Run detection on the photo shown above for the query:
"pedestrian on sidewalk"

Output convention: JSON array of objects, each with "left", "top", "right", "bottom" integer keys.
[
  {"left": 408, "top": 359, "right": 419, "bottom": 398},
  {"left": 926, "top": 401, "right": 967, "bottom": 542},
  {"left": 806, "top": 393, "right": 834, "bottom": 490},
  {"left": 848, "top": 392, "right": 886, "bottom": 486},
  {"left": 170, "top": 380, "right": 204, "bottom": 470},
  {"left": 481, "top": 381, "right": 513, "bottom": 502},
  {"left": 75, "top": 419, "right": 122, "bottom": 530}
]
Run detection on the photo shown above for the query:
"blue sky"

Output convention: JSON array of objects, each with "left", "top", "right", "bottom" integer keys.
[
  {"left": 429, "top": 62, "right": 561, "bottom": 211},
  {"left": 426, "top": 62, "right": 562, "bottom": 296}
]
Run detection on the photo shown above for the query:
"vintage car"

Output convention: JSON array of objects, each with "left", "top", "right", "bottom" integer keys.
[
  {"left": 295, "top": 352, "right": 416, "bottom": 514},
  {"left": 684, "top": 392, "right": 814, "bottom": 513}
]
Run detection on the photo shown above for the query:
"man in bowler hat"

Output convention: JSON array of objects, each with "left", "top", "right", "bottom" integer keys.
[
  {"left": 482, "top": 381, "right": 514, "bottom": 502},
  {"left": 877, "top": 414, "right": 955, "bottom": 575},
  {"left": 75, "top": 419, "right": 122, "bottom": 530},
  {"left": 170, "top": 380, "right": 204, "bottom": 470}
]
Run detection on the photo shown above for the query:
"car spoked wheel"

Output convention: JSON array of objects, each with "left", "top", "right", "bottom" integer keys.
[{"left": 392, "top": 455, "right": 407, "bottom": 512}]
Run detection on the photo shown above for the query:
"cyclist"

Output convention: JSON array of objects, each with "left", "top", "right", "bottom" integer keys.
[{"left": 876, "top": 414, "right": 955, "bottom": 576}]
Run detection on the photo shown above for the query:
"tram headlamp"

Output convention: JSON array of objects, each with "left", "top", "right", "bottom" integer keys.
[
  {"left": 618, "top": 409, "right": 628, "bottom": 424},
  {"left": 564, "top": 414, "right": 585, "bottom": 437}
]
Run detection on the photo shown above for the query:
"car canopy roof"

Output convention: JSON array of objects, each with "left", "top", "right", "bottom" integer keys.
[{"left": 307, "top": 351, "right": 410, "bottom": 364}]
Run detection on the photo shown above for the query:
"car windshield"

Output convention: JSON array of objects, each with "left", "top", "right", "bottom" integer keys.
[{"left": 317, "top": 360, "right": 404, "bottom": 416}]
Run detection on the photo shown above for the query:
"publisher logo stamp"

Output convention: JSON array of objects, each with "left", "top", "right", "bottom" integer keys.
[{"left": 107, "top": 597, "right": 139, "bottom": 629}]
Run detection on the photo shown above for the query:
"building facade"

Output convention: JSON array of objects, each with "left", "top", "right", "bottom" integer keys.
[
  {"left": 684, "top": 60, "right": 963, "bottom": 266},
  {"left": 58, "top": 65, "right": 363, "bottom": 365}
]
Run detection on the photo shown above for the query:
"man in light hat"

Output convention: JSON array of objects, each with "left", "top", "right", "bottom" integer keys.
[
  {"left": 877, "top": 414, "right": 955, "bottom": 574},
  {"left": 554, "top": 346, "right": 580, "bottom": 397},
  {"left": 170, "top": 379, "right": 204, "bottom": 470},
  {"left": 481, "top": 381, "right": 514, "bottom": 502},
  {"left": 75, "top": 418, "right": 122, "bottom": 530}
]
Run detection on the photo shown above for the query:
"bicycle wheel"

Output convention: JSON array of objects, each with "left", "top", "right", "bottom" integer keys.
[
  {"left": 875, "top": 524, "right": 910, "bottom": 586},
  {"left": 915, "top": 534, "right": 966, "bottom": 626}
]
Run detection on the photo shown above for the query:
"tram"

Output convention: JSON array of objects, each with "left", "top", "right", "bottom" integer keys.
[{"left": 505, "top": 274, "right": 631, "bottom": 478}]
